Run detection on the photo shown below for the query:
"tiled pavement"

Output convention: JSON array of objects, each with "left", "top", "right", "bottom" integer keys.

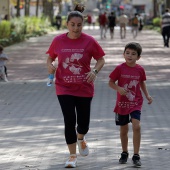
[{"left": 0, "top": 26, "right": 170, "bottom": 170}]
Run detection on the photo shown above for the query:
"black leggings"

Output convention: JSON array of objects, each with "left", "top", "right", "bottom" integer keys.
[{"left": 57, "top": 95, "right": 92, "bottom": 144}]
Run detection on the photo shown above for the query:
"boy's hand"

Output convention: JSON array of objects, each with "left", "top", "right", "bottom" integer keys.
[
  {"left": 146, "top": 95, "right": 153, "bottom": 104},
  {"left": 117, "top": 86, "right": 127, "bottom": 96}
]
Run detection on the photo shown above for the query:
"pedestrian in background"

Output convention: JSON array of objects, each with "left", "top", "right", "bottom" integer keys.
[
  {"left": 119, "top": 12, "right": 129, "bottom": 39},
  {"left": 109, "top": 42, "right": 153, "bottom": 167},
  {"left": 0, "top": 45, "right": 8, "bottom": 82},
  {"left": 87, "top": 13, "right": 92, "bottom": 29},
  {"left": 161, "top": 8, "right": 170, "bottom": 47},
  {"left": 91, "top": 14, "right": 96, "bottom": 29},
  {"left": 99, "top": 11, "right": 108, "bottom": 39},
  {"left": 46, "top": 4, "right": 105, "bottom": 168},
  {"left": 108, "top": 11, "right": 116, "bottom": 39},
  {"left": 131, "top": 13, "right": 139, "bottom": 38},
  {"left": 55, "top": 13, "right": 62, "bottom": 30},
  {"left": 138, "top": 14, "right": 144, "bottom": 31}
]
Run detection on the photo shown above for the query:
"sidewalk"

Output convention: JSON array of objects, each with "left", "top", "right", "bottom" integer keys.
[{"left": 0, "top": 27, "right": 170, "bottom": 170}]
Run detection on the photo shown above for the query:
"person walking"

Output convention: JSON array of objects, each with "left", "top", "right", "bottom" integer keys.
[
  {"left": 91, "top": 14, "right": 96, "bottom": 29},
  {"left": 118, "top": 13, "right": 129, "bottom": 39},
  {"left": 99, "top": 11, "right": 108, "bottom": 39},
  {"left": 131, "top": 13, "right": 139, "bottom": 38},
  {"left": 138, "top": 14, "right": 144, "bottom": 31},
  {"left": 108, "top": 42, "right": 153, "bottom": 167},
  {"left": 161, "top": 8, "right": 170, "bottom": 47},
  {"left": 55, "top": 13, "right": 62, "bottom": 30},
  {"left": 46, "top": 4, "right": 105, "bottom": 168},
  {"left": 87, "top": 13, "right": 92, "bottom": 29},
  {"left": 0, "top": 45, "right": 8, "bottom": 82},
  {"left": 108, "top": 11, "right": 116, "bottom": 39}
]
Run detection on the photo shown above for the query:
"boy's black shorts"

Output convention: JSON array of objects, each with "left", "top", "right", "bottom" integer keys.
[{"left": 115, "top": 110, "right": 141, "bottom": 126}]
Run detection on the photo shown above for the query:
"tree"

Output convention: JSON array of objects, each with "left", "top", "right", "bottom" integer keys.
[
  {"left": 166, "top": 0, "right": 170, "bottom": 8},
  {"left": 25, "top": 0, "right": 30, "bottom": 16},
  {"left": 16, "top": 0, "right": 20, "bottom": 17},
  {"left": 36, "top": 0, "right": 40, "bottom": 16},
  {"left": 42, "top": 0, "right": 54, "bottom": 24}
]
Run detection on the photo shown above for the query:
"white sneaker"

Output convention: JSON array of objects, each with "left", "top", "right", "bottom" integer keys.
[
  {"left": 65, "top": 154, "right": 77, "bottom": 168},
  {"left": 77, "top": 137, "right": 89, "bottom": 156}
]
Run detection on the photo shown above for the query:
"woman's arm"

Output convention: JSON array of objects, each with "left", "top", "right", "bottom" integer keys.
[
  {"left": 93, "top": 57, "right": 105, "bottom": 73},
  {"left": 86, "top": 57, "right": 105, "bottom": 83},
  {"left": 47, "top": 56, "right": 56, "bottom": 74}
]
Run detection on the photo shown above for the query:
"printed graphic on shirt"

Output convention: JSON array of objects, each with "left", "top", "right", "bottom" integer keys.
[
  {"left": 124, "top": 80, "right": 139, "bottom": 101},
  {"left": 62, "top": 51, "right": 86, "bottom": 83},
  {"left": 63, "top": 53, "right": 83, "bottom": 74},
  {"left": 118, "top": 74, "right": 140, "bottom": 109}
]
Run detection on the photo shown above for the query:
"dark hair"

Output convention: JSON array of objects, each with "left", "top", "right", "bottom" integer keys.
[
  {"left": 0, "top": 45, "right": 4, "bottom": 52},
  {"left": 67, "top": 4, "right": 85, "bottom": 23},
  {"left": 124, "top": 42, "right": 142, "bottom": 56},
  {"left": 165, "top": 8, "right": 170, "bottom": 12}
]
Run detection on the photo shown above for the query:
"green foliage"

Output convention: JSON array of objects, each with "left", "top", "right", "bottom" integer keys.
[
  {"left": 0, "top": 16, "right": 54, "bottom": 47},
  {"left": 152, "top": 17, "right": 161, "bottom": 26},
  {"left": 0, "top": 21, "right": 11, "bottom": 39},
  {"left": 144, "top": 25, "right": 161, "bottom": 34}
]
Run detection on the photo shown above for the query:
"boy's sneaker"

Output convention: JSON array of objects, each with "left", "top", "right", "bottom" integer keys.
[
  {"left": 119, "top": 151, "right": 129, "bottom": 164},
  {"left": 77, "top": 137, "right": 89, "bottom": 156},
  {"left": 132, "top": 154, "right": 142, "bottom": 167},
  {"left": 65, "top": 154, "right": 77, "bottom": 168}
]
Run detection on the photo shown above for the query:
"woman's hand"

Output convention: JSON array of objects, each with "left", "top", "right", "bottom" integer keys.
[
  {"left": 86, "top": 70, "right": 97, "bottom": 83},
  {"left": 47, "top": 63, "right": 56, "bottom": 74},
  {"left": 47, "top": 56, "right": 56, "bottom": 74}
]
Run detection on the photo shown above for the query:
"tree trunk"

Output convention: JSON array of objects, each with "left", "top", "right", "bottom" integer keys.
[
  {"left": 153, "top": 0, "right": 157, "bottom": 18},
  {"left": 16, "top": 0, "right": 20, "bottom": 17},
  {"left": 36, "top": 0, "right": 40, "bottom": 16},
  {"left": 166, "top": 0, "right": 170, "bottom": 8},
  {"left": 25, "top": 0, "right": 30, "bottom": 16},
  {"left": 43, "top": 0, "right": 54, "bottom": 24}
]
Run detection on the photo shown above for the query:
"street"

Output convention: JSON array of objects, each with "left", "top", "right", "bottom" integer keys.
[{"left": 0, "top": 26, "right": 170, "bottom": 170}]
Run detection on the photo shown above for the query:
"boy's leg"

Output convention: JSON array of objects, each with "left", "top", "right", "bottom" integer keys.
[
  {"left": 131, "top": 118, "right": 141, "bottom": 154},
  {"left": 130, "top": 110, "right": 141, "bottom": 155},
  {"left": 115, "top": 113, "right": 130, "bottom": 163},
  {"left": 120, "top": 124, "right": 129, "bottom": 152},
  {"left": 130, "top": 111, "right": 142, "bottom": 166}
]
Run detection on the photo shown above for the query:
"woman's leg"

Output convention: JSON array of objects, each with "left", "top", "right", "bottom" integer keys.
[
  {"left": 57, "top": 95, "right": 77, "bottom": 155},
  {"left": 75, "top": 97, "right": 92, "bottom": 139}
]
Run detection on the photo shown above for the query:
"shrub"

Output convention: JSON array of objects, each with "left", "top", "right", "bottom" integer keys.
[
  {"left": 153, "top": 17, "right": 161, "bottom": 26},
  {"left": 0, "top": 21, "right": 11, "bottom": 39}
]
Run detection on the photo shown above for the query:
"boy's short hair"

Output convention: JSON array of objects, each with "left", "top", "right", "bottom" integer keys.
[
  {"left": 124, "top": 42, "right": 142, "bottom": 56},
  {"left": 0, "top": 45, "right": 4, "bottom": 52}
]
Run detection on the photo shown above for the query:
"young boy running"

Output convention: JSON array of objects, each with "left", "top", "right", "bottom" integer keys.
[{"left": 108, "top": 42, "right": 153, "bottom": 167}]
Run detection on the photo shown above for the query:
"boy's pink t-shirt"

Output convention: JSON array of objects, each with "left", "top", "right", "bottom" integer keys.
[
  {"left": 109, "top": 63, "right": 146, "bottom": 115},
  {"left": 46, "top": 33, "right": 105, "bottom": 97}
]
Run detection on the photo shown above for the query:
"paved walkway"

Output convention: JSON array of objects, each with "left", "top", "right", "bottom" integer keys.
[{"left": 0, "top": 26, "right": 170, "bottom": 170}]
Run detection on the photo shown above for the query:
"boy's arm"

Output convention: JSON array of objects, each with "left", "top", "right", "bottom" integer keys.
[
  {"left": 108, "top": 78, "right": 127, "bottom": 96},
  {"left": 140, "top": 81, "right": 153, "bottom": 104}
]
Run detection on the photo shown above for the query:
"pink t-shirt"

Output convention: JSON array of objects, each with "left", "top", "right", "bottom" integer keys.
[
  {"left": 46, "top": 33, "right": 105, "bottom": 97},
  {"left": 109, "top": 63, "right": 146, "bottom": 115}
]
